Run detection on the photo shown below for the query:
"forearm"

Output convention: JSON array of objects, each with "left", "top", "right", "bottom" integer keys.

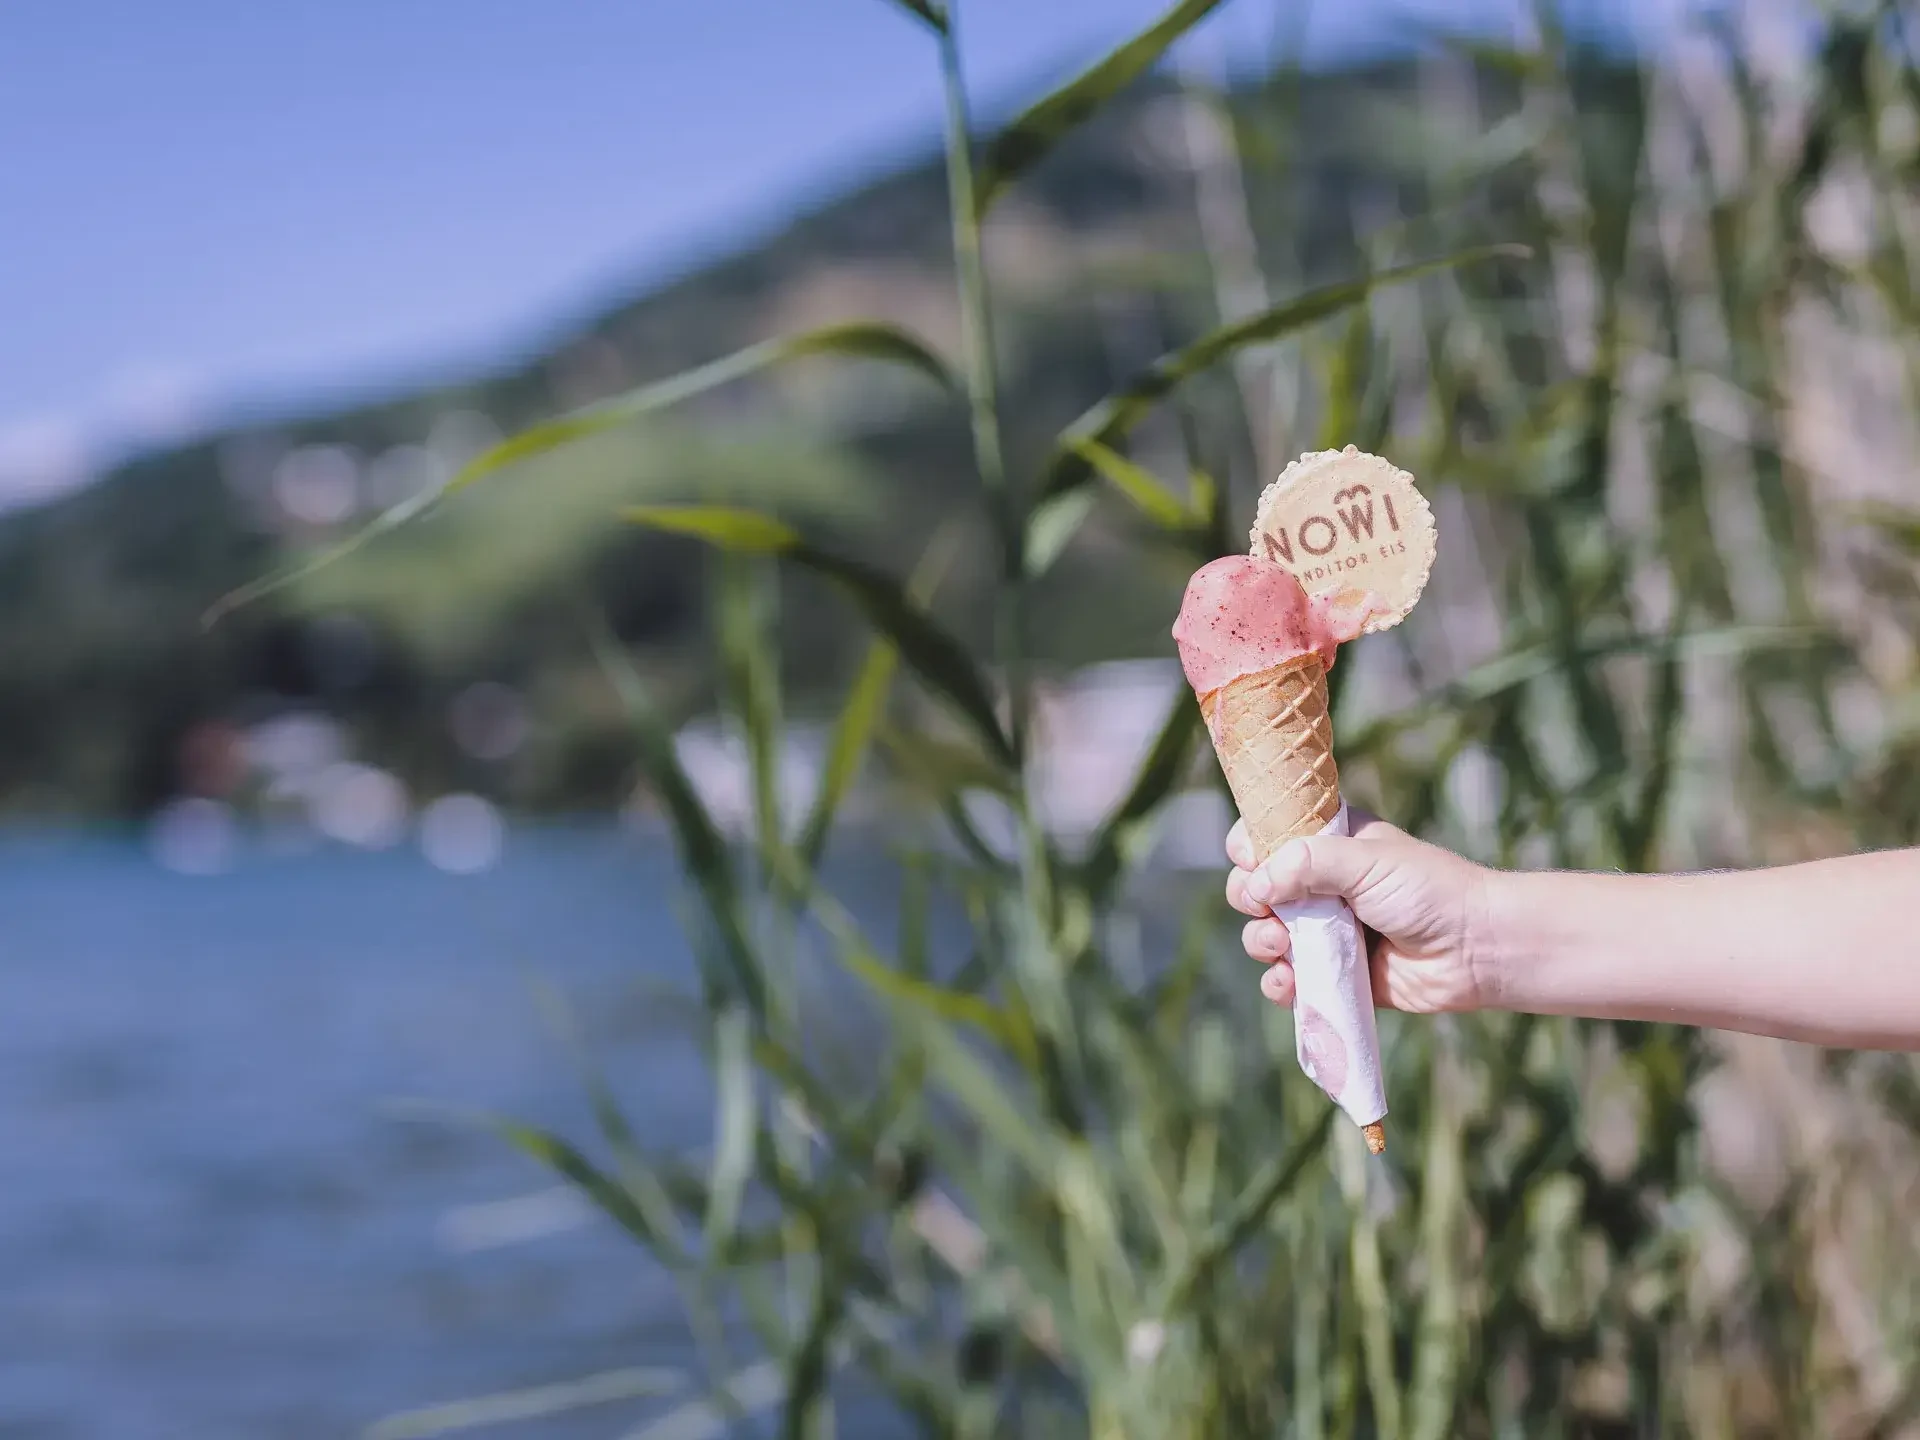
[{"left": 1477, "top": 849, "right": 1920, "bottom": 1049}]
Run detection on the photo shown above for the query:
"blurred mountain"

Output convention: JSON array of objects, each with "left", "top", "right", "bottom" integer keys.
[{"left": 0, "top": 57, "right": 1521, "bottom": 819}]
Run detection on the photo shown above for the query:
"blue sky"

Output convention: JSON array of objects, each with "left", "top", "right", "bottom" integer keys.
[{"left": 0, "top": 0, "right": 1544, "bottom": 501}]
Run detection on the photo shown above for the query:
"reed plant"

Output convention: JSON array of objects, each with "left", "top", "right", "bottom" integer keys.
[{"left": 301, "top": 0, "right": 1920, "bottom": 1435}]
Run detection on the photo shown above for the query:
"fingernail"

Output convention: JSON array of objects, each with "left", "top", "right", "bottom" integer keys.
[
  {"left": 1245, "top": 869, "right": 1271, "bottom": 905},
  {"left": 1260, "top": 965, "right": 1292, "bottom": 1005}
]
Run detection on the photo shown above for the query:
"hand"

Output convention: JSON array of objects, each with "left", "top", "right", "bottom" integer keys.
[{"left": 1225, "top": 808, "right": 1492, "bottom": 1014}]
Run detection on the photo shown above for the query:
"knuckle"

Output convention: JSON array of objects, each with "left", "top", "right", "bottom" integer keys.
[{"left": 1226, "top": 872, "right": 1266, "bottom": 916}]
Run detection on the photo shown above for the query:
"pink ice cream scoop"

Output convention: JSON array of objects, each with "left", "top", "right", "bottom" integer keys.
[{"left": 1171, "top": 554, "right": 1385, "bottom": 696}]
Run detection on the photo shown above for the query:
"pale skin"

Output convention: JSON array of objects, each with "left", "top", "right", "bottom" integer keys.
[{"left": 1228, "top": 810, "right": 1920, "bottom": 1051}]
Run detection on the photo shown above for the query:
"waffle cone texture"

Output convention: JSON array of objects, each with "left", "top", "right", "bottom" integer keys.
[{"left": 1198, "top": 653, "right": 1341, "bottom": 862}]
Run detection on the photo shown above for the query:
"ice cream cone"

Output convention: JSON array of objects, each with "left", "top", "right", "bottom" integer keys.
[
  {"left": 1197, "top": 653, "right": 1339, "bottom": 861},
  {"left": 1198, "top": 653, "right": 1388, "bottom": 1156},
  {"left": 1174, "top": 450, "right": 1436, "bottom": 1161}
]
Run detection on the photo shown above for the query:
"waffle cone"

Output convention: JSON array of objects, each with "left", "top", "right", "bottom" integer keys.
[{"left": 1199, "top": 653, "right": 1340, "bottom": 862}]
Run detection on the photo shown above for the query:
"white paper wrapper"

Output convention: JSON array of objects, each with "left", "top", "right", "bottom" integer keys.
[{"left": 1271, "top": 802, "right": 1387, "bottom": 1128}]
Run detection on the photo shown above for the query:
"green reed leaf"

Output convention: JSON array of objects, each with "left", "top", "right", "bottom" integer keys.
[
  {"left": 453, "top": 322, "right": 955, "bottom": 495},
  {"left": 1150, "top": 896, "right": 1214, "bottom": 1046},
  {"left": 875, "top": 724, "right": 1019, "bottom": 802},
  {"left": 626, "top": 505, "right": 802, "bottom": 552},
  {"left": 589, "top": 621, "right": 767, "bottom": 1018},
  {"left": 794, "top": 523, "right": 962, "bottom": 873},
  {"left": 1339, "top": 623, "right": 1830, "bottom": 762},
  {"left": 1175, "top": 1018, "right": 1229, "bottom": 1224},
  {"left": 529, "top": 980, "right": 694, "bottom": 1264},
  {"left": 780, "top": 1251, "right": 845, "bottom": 1440},
  {"left": 704, "top": 1003, "right": 758, "bottom": 1251},
  {"left": 1160, "top": 1106, "right": 1333, "bottom": 1313},
  {"left": 201, "top": 487, "right": 439, "bottom": 629},
  {"left": 975, "top": 0, "right": 1229, "bottom": 216},
  {"left": 1055, "top": 1143, "right": 1137, "bottom": 1323},
  {"left": 839, "top": 939, "right": 1037, "bottom": 1070},
  {"left": 840, "top": 1321, "right": 965, "bottom": 1436},
  {"left": 1856, "top": 500, "right": 1920, "bottom": 554},
  {"left": 716, "top": 555, "right": 786, "bottom": 866},
  {"left": 203, "top": 323, "right": 953, "bottom": 627},
  {"left": 916, "top": 1125, "right": 1102, "bottom": 1371},
  {"left": 1333, "top": 1128, "right": 1401, "bottom": 1440},
  {"left": 625, "top": 1359, "right": 791, "bottom": 1440},
  {"left": 1079, "top": 690, "right": 1203, "bottom": 900},
  {"left": 624, "top": 506, "right": 1014, "bottom": 770},
  {"left": 1617, "top": 602, "right": 1690, "bottom": 871},
  {"left": 750, "top": 1033, "right": 870, "bottom": 1161},
  {"left": 896, "top": 1005, "right": 1057, "bottom": 1180},
  {"left": 1067, "top": 438, "right": 1192, "bottom": 529},
  {"left": 796, "top": 546, "right": 1014, "bottom": 770},
  {"left": 1315, "top": 303, "right": 1375, "bottom": 453},
  {"left": 1407, "top": 1058, "right": 1466, "bottom": 1440},
  {"left": 1038, "top": 246, "right": 1529, "bottom": 506},
  {"left": 485, "top": 1113, "right": 672, "bottom": 1252},
  {"left": 1423, "top": 29, "right": 1550, "bottom": 79},
  {"left": 1104, "top": 1079, "right": 1188, "bottom": 1260},
  {"left": 1023, "top": 489, "right": 1100, "bottom": 578},
  {"left": 797, "top": 643, "right": 896, "bottom": 861},
  {"left": 366, "top": 1367, "right": 684, "bottom": 1440}
]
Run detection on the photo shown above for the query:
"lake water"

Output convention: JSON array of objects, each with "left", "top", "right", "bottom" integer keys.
[{"left": 0, "top": 827, "right": 892, "bottom": 1440}]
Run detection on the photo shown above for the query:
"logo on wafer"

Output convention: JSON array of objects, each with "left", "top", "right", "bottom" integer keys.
[{"left": 1250, "top": 446, "right": 1436, "bottom": 634}]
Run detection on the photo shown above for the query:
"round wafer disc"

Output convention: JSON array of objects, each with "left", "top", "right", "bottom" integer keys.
[{"left": 1249, "top": 446, "right": 1436, "bottom": 634}]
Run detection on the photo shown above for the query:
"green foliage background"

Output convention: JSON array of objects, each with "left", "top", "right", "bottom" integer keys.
[{"left": 224, "top": 0, "right": 1920, "bottom": 1435}]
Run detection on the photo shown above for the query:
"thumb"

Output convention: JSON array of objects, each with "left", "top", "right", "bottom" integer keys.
[{"left": 1251, "top": 833, "right": 1377, "bottom": 909}]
